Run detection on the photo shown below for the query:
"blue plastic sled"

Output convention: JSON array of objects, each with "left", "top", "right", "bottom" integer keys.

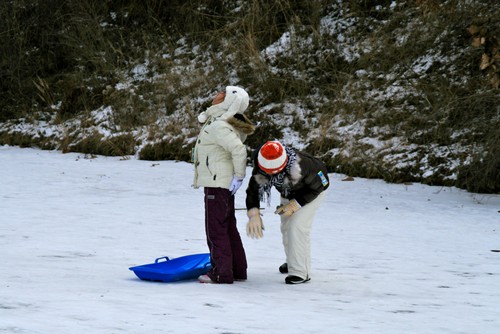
[{"left": 129, "top": 253, "right": 212, "bottom": 282}]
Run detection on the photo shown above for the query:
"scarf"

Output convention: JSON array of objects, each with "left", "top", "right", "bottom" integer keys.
[{"left": 259, "top": 146, "right": 297, "bottom": 206}]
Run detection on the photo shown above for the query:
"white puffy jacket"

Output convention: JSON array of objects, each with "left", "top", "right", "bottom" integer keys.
[{"left": 192, "top": 86, "right": 255, "bottom": 189}]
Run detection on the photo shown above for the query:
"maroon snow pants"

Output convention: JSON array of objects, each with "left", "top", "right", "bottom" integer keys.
[{"left": 204, "top": 187, "right": 247, "bottom": 283}]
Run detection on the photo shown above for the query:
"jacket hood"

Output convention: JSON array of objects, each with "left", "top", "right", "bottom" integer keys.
[{"left": 198, "top": 86, "right": 250, "bottom": 123}]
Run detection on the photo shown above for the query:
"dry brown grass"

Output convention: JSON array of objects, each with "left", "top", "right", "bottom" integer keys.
[{"left": 0, "top": 0, "right": 498, "bottom": 192}]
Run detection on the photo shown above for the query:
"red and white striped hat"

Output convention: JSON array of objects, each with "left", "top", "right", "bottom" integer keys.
[{"left": 257, "top": 141, "right": 288, "bottom": 175}]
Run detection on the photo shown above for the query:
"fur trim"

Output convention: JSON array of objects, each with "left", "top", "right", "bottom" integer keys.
[
  {"left": 227, "top": 113, "right": 255, "bottom": 135},
  {"left": 254, "top": 174, "right": 269, "bottom": 186},
  {"left": 254, "top": 155, "right": 302, "bottom": 187},
  {"left": 288, "top": 155, "right": 302, "bottom": 184}
]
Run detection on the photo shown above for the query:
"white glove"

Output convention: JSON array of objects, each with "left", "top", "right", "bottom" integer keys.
[
  {"left": 246, "top": 208, "right": 264, "bottom": 239},
  {"left": 229, "top": 176, "right": 244, "bottom": 195}
]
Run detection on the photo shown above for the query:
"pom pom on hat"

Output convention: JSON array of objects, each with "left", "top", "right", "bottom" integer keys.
[
  {"left": 198, "top": 112, "right": 208, "bottom": 123},
  {"left": 198, "top": 111, "right": 208, "bottom": 123},
  {"left": 258, "top": 141, "right": 288, "bottom": 175}
]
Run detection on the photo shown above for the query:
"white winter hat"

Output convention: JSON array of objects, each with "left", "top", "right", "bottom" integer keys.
[
  {"left": 218, "top": 86, "right": 249, "bottom": 116},
  {"left": 257, "top": 141, "right": 288, "bottom": 175},
  {"left": 198, "top": 86, "right": 249, "bottom": 123}
]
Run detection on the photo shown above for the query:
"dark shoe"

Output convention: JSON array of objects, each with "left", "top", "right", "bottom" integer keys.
[
  {"left": 279, "top": 263, "right": 288, "bottom": 274},
  {"left": 234, "top": 277, "right": 247, "bottom": 282},
  {"left": 285, "top": 275, "right": 310, "bottom": 284}
]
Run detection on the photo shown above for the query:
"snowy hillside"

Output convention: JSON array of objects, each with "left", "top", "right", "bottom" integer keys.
[
  {"left": 1, "top": 146, "right": 500, "bottom": 333},
  {"left": 0, "top": 1, "right": 499, "bottom": 193}
]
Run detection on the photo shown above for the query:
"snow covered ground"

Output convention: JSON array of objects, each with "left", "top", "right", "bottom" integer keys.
[{"left": 1, "top": 146, "right": 499, "bottom": 334}]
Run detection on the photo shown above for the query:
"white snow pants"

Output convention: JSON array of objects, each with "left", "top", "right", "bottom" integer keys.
[{"left": 280, "top": 191, "right": 327, "bottom": 280}]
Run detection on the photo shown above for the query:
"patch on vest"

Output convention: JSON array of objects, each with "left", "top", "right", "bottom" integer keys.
[{"left": 317, "top": 171, "right": 329, "bottom": 187}]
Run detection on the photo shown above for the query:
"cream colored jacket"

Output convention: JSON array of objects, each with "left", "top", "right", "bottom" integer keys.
[{"left": 192, "top": 86, "right": 255, "bottom": 189}]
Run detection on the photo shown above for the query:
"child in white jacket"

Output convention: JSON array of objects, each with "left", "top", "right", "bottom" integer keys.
[{"left": 192, "top": 86, "right": 255, "bottom": 284}]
